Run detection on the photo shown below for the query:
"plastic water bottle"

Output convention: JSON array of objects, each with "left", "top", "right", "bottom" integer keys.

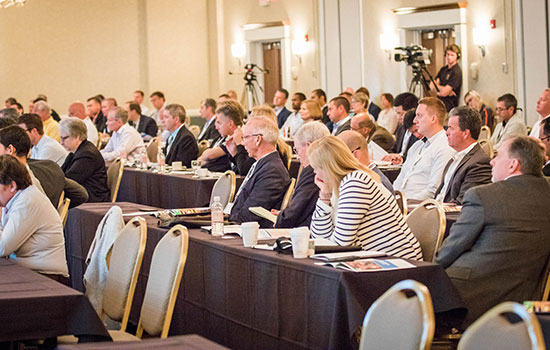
[
  {"left": 157, "top": 147, "right": 166, "bottom": 173},
  {"left": 140, "top": 149, "right": 148, "bottom": 170},
  {"left": 211, "top": 196, "right": 224, "bottom": 237}
]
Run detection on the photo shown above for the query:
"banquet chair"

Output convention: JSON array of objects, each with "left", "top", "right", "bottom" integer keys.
[
  {"left": 109, "top": 224, "right": 189, "bottom": 340},
  {"left": 542, "top": 257, "right": 550, "bottom": 301},
  {"left": 107, "top": 158, "right": 124, "bottom": 203},
  {"left": 209, "top": 170, "right": 236, "bottom": 208},
  {"left": 479, "top": 125, "right": 491, "bottom": 140},
  {"left": 406, "top": 199, "right": 446, "bottom": 262},
  {"left": 358, "top": 279, "right": 435, "bottom": 350},
  {"left": 57, "top": 197, "right": 71, "bottom": 228},
  {"left": 96, "top": 133, "right": 104, "bottom": 150},
  {"left": 189, "top": 125, "right": 201, "bottom": 139},
  {"left": 147, "top": 137, "right": 160, "bottom": 162},
  {"left": 394, "top": 190, "right": 407, "bottom": 216},
  {"left": 280, "top": 178, "right": 296, "bottom": 210},
  {"left": 286, "top": 144, "right": 293, "bottom": 170},
  {"left": 457, "top": 302, "right": 545, "bottom": 350},
  {"left": 478, "top": 139, "right": 494, "bottom": 158},
  {"left": 197, "top": 139, "right": 210, "bottom": 157}
]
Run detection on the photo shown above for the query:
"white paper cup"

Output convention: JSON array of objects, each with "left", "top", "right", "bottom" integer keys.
[
  {"left": 172, "top": 161, "right": 183, "bottom": 170},
  {"left": 197, "top": 168, "right": 208, "bottom": 177},
  {"left": 291, "top": 227, "right": 311, "bottom": 258},
  {"left": 241, "top": 222, "right": 259, "bottom": 247}
]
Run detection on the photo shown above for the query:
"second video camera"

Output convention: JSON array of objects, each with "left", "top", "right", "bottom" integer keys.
[{"left": 394, "top": 45, "right": 432, "bottom": 67}]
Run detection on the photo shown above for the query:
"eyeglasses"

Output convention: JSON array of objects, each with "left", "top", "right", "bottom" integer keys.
[
  {"left": 495, "top": 107, "right": 508, "bottom": 112},
  {"left": 60, "top": 135, "right": 71, "bottom": 142},
  {"left": 241, "top": 133, "right": 263, "bottom": 140},
  {"left": 541, "top": 135, "right": 550, "bottom": 142},
  {"left": 352, "top": 146, "right": 361, "bottom": 153}
]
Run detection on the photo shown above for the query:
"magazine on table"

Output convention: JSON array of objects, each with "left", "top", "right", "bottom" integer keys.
[{"left": 320, "top": 258, "right": 415, "bottom": 272}]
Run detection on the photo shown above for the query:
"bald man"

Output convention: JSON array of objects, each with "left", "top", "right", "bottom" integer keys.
[
  {"left": 338, "top": 130, "right": 394, "bottom": 193},
  {"left": 68, "top": 101, "right": 98, "bottom": 145},
  {"left": 350, "top": 113, "right": 390, "bottom": 161}
]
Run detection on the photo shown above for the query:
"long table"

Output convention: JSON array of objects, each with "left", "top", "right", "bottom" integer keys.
[
  {"left": 65, "top": 202, "right": 466, "bottom": 350},
  {"left": 116, "top": 167, "right": 242, "bottom": 209},
  {"left": 0, "top": 259, "right": 110, "bottom": 343},
  {"left": 58, "top": 334, "right": 228, "bottom": 350}
]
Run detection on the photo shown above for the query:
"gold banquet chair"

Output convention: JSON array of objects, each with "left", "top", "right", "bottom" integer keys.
[
  {"left": 542, "top": 258, "right": 550, "bottom": 302},
  {"left": 110, "top": 224, "right": 189, "bottom": 340},
  {"left": 188, "top": 125, "right": 201, "bottom": 139},
  {"left": 406, "top": 199, "right": 446, "bottom": 262},
  {"left": 197, "top": 139, "right": 210, "bottom": 157},
  {"left": 478, "top": 138, "right": 494, "bottom": 159},
  {"left": 479, "top": 125, "right": 491, "bottom": 140},
  {"left": 457, "top": 302, "right": 546, "bottom": 350},
  {"left": 57, "top": 195, "right": 71, "bottom": 228},
  {"left": 359, "top": 279, "right": 435, "bottom": 350},
  {"left": 280, "top": 178, "right": 296, "bottom": 210},
  {"left": 209, "top": 170, "right": 236, "bottom": 208},
  {"left": 107, "top": 157, "right": 124, "bottom": 203},
  {"left": 147, "top": 137, "right": 160, "bottom": 162},
  {"left": 394, "top": 190, "right": 407, "bottom": 216}
]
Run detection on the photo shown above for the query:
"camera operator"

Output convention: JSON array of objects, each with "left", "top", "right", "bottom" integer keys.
[{"left": 430, "top": 44, "right": 462, "bottom": 111}]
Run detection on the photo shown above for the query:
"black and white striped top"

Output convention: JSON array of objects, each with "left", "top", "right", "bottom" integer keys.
[{"left": 311, "top": 170, "right": 423, "bottom": 260}]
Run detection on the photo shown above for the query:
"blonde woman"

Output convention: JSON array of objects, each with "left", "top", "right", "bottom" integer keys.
[
  {"left": 299, "top": 100, "right": 323, "bottom": 123},
  {"left": 308, "top": 136, "right": 423, "bottom": 260},
  {"left": 350, "top": 92, "right": 369, "bottom": 116},
  {"left": 464, "top": 90, "right": 494, "bottom": 130}
]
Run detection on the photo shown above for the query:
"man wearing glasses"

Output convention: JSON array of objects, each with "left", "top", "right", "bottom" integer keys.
[
  {"left": 19, "top": 113, "right": 68, "bottom": 167},
  {"left": 490, "top": 93, "right": 527, "bottom": 151}
]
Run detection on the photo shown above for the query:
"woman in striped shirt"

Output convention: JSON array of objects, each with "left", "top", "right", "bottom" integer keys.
[{"left": 308, "top": 136, "right": 423, "bottom": 260}]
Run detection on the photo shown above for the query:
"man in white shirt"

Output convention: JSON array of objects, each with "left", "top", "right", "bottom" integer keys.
[
  {"left": 350, "top": 112, "right": 388, "bottom": 161},
  {"left": 133, "top": 90, "right": 153, "bottom": 117},
  {"left": 19, "top": 113, "right": 67, "bottom": 166},
  {"left": 328, "top": 96, "right": 352, "bottom": 136},
  {"left": 150, "top": 91, "right": 166, "bottom": 124},
  {"left": 394, "top": 97, "right": 455, "bottom": 200},
  {"left": 68, "top": 101, "right": 98, "bottom": 145},
  {"left": 280, "top": 92, "right": 306, "bottom": 138},
  {"left": 490, "top": 93, "right": 527, "bottom": 150},
  {"left": 100, "top": 107, "right": 145, "bottom": 161},
  {"left": 530, "top": 88, "right": 550, "bottom": 138}
]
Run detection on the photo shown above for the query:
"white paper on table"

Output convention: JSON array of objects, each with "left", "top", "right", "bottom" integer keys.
[
  {"left": 122, "top": 211, "right": 160, "bottom": 217},
  {"left": 310, "top": 250, "right": 387, "bottom": 262}
]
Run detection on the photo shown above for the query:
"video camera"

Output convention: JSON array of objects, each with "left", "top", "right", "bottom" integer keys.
[{"left": 394, "top": 45, "right": 432, "bottom": 67}]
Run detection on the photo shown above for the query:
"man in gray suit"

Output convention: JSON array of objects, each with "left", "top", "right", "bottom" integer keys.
[
  {"left": 435, "top": 136, "right": 550, "bottom": 327},
  {"left": 435, "top": 106, "right": 492, "bottom": 204}
]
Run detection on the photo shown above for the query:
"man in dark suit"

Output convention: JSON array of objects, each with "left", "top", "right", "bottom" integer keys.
[
  {"left": 126, "top": 101, "right": 158, "bottom": 141},
  {"left": 539, "top": 117, "right": 550, "bottom": 176},
  {"left": 230, "top": 116, "right": 291, "bottom": 228},
  {"left": 435, "top": 106, "right": 492, "bottom": 204},
  {"left": 273, "top": 88, "right": 292, "bottom": 129},
  {"left": 162, "top": 104, "right": 198, "bottom": 167},
  {"left": 350, "top": 113, "right": 395, "bottom": 152},
  {"left": 390, "top": 92, "right": 419, "bottom": 153},
  {"left": 311, "top": 88, "right": 332, "bottom": 131},
  {"left": 197, "top": 98, "right": 221, "bottom": 144},
  {"left": 328, "top": 96, "right": 352, "bottom": 136},
  {"left": 368, "top": 102, "right": 381, "bottom": 121},
  {"left": 87, "top": 96, "right": 106, "bottom": 133},
  {"left": 435, "top": 136, "right": 550, "bottom": 327},
  {"left": 383, "top": 110, "right": 422, "bottom": 164}
]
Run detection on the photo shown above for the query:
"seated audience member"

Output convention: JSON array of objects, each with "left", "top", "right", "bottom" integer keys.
[
  {"left": 197, "top": 98, "right": 221, "bottom": 144},
  {"left": 133, "top": 89, "right": 152, "bottom": 117},
  {"left": 311, "top": 88, "right": 330, "bottom": 129},
  {"left": 464, "top": 90, "right": 494, "bottom": 130},
  {"left": 309, "top": 136, "right": 422, "bottom": 259},
  {"left": 0, "top": 108, "right": 19, "bottom": 122},
  {"left": 350, "top": 92, "right": 370, "bottom": 118},
  {"left": 351, "top": 112, "right": 394, "bottom": 153},
  {"left": 5, "top": 97, "right": 17, "bottom": 108},
  {"left": 217, "top": 93, "right": 231, "bottom": 103},
  {"left": 273, "top": 88, "right": 292, "bottom": 128},
  {"left": 328, "top": 97, "right": 352, "bottom": 136},
  {"left": 149, "top": 91, "right": 166, "bottom": 123},
  {"left": 227, "top": 90, "right": 238, "bottom": 100},
  {"left": 539, "top": 117, "right": 550, "bottom": 176},
  {"left": 229, "top": 116, "right": 291, "bottom": 228},
  {"left": 60, "top": 118, "right": 110, "bottom": 202},
  {"left": 280, "top": 92, "right": 306, "bottom": 138},
  {"left": 299, "top": 100, "right": 324, "bottom": 124},
  {"left": 435, "top": 106, "right": 492, "bottom": 204},
  {"left": 394, "top": 97, "right": 455, "bottom": 200},
  {"left": 32, "top": 101, "right": 60, "bottom": 142},
  {"left": 490, "top": 93, "right": 527, "bottom": 150},
  {"left": 390, "top": 92, "right": 419, "bottom": 154},
  {"left": 125, "top": 101, "right": 158, "bottom": 141},
  {"left": 273, "top": 122, "right": 330, "bottom": 228},
  {"left": 356, "top": 87, "right": 382, "bottom": 120},
  {"left": 13, "top": 103, "right": 24, "bottom": 115},
  {"left": 436, "top": 137, "right": 550, "bottom": 327},
  {"left": 338, "top": 130, "right": 394, "bottom": 193},
  {"left": 162, "top": 104, "right": 198, "bottom": 167},
  {"left": 0, "top": 125, "right": 88, "bottom": 208},
  {"left": 87, "top": 96, "right": 106, "bottom": 133},
  {"left": 530, "top": 88, "right": 550, "bottom": 138},
  {"left": 377, "top": 93, "right": 399, "bottom": 134},
  {"left": 100, "top": 107, "right": 145, "bottom": 161},
  {"left": 32, "top": 95, "right": 61, "bottom": 122},
  {"left": 68, "top": 101, "right": 98, "bottom": 145},
  {"left": 383, "top": 110, "right": 423, "bottom": 165},
  {"left": 0, "top": 154, "right": 69, "bottom": 277},
  {"left": 19, "top": 113, "right": 67, "bottom": 166}
]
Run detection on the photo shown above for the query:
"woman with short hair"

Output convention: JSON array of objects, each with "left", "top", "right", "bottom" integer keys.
[{"left": 299, "top": 100, "right": 323, "bottom": 123}]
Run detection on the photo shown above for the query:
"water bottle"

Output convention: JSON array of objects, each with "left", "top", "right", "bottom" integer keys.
[
  {"left": 140, "top": 149, "right": 148, "bottom": 170},
  {"left": 211, "top": 196, "right": 224, "bottom": 237},
  {"left": 157, "top": 147, "right": 166, "bottom": 173}
]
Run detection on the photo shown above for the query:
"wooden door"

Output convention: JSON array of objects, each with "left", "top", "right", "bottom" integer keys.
[
  {"left": 421, "top": 29, "right": 456, "bottom": 80},
  {"left": 262, "top": 41, "right": 282, "bottom": 105}
]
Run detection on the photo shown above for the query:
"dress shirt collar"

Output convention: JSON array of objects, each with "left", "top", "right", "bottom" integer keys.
[
  {"left": 333, "top": 115, "right": 351, "bottom": 130},
  {"left": 169, "top": 124, "right": 184, "bottom": 140},
  {"left": 425, "top": 129, "right": 446, "bottom": 145},
  {"left": 453, "top": 142, "right": 477, "bottom": 161},
  {"left": 115, "top": 123, "right": 131, "bottom": 136},
  {"left": 35, "top": 135, "right": 47, "bottom": 151},
  {"left": 274, "top": 106, "right": 283, "bottom": 114},
  {"left": 3, "top": 187, "right": 23, "bottom": 215}
]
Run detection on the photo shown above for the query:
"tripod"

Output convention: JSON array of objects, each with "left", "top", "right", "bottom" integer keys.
[
  {"left": 409, "top": 63, "right": 439, "bottom": 98},
  {"left": 240, "top": 78, "right": 262, "bottom": 115}
]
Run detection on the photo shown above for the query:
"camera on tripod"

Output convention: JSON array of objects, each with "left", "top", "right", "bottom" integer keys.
[{"left": 394, "top": 45, "right": 432, "bottom": 67}]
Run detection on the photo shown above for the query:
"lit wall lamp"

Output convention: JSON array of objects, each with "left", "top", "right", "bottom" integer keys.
[
  {"left": 292, "top": 35, "right": 308, "bottom": 63},
  {"left": 379, "top": 32, "right": 397, "bottom": 60},
  {"left": 231, "top": 42, "right": 246, "bottom": 64},
  {"left": 473, "top": 27, "right": 489, "bottom": 57}
]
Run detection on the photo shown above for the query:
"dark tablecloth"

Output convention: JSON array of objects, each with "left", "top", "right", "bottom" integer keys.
[
  {"left": 117, "top": 168, "right": 242, "bottom": 209},
  {"left": 0, "top": 259, "right": 110, "bottom": 342},
  {"left": 65, "top": 202, "right": 465, "bottom": 350},
  {"left": 538, "top": 314, "right": 550, "bottom": 348},
  {"left": 58, "top": 334, "right": 228, "bottom": 350}
]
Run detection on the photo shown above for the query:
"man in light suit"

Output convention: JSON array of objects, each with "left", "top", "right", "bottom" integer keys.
[
  {"left": 229, "top": 116, "right": 291, "bottom": 228},
  {"left": 490, "top": 93, "right": 527, "bottom": 151},
  {"left": 435, "top": 106, "right": 492, "bottom": 204},
  {"left": 162, "top": 104, "right": 198, "bottom": 167},
  {"left": 435, "top": 136, "right": 550, "bottom": 327}
]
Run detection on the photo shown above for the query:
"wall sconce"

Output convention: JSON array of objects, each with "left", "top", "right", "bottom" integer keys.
[
  {"left": 473, "top": 27, "right": 489, "bottom": 57},
  {"left": 231, "top": 42, "right": 246, "bottom": 64},
  {"left": 292, "top": 36, "right": 308, "bottom": 63},
  {"left": 379, "top": 32, "right": 397, "bottom": 60}
]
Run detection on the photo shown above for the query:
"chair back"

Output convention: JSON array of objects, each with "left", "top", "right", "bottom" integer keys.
[
  {"left": 406, "top": 199, "right": 446, "bottom": 262},
  {"left": 478, "top": 139, "right": 494, "bottom": 158},
  {"left": 479, "top": 125, "right": 491, "bottom": 140},
  {"left": 286, "top": 144, "right": 293, "bottom": 170},
  {"left": 458, "top": 302, "right": 546, "bottom": 350},
  {"left": 198, "top": 139, "right": 210, "bottom": 157},
  {"left": 147, "top": 137, "right": 160, "bottom": 162},
  {"left": 57, "top": 197, "right": 71, "bottom": 228},
  {"left": 394, "top": 190, "right": 407, "bottom": 216},
  {"left": 107, "top": 158, "right": 124, "bottom": 203},
  {"left": 359, "top": 279, "right": 435, "bottom": 350},
  {"left": 209, "top": 170, "right": 236, "bottom": 208},
  {"left": 136, "top": 224, "right": 188, "bottom": 338},
  {"left": 102, "top": 217, "right": 147, "bottom": 331},
  {"left": 96, "top": 133, "right": 104, "bottom": 150},
  {"left": 280, "top": 178, "right": 296, "bottom": 210},
  {"left": 189, "top": 125, "right": 201, "bottom": 139}
]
